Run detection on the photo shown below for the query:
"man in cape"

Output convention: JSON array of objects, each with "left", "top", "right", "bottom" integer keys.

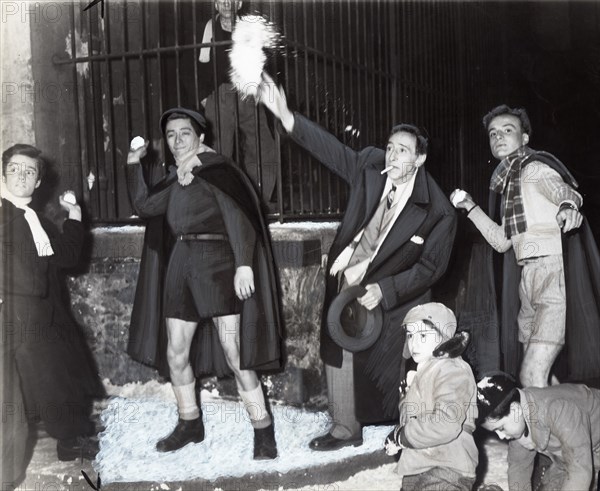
[
  {"left": 126, "top": 108, "right": 282, "bottom": 459},
  {"left": 452, "top": 104, "right": 600, "bottom": 386}
]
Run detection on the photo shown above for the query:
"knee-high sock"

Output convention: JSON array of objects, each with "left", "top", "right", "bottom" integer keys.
[
  {"left": 238, "top": 384, "right": 271, "bottom": 429},
  {"left": 172, "top": 381, "right": 200, "bottom": 420}
]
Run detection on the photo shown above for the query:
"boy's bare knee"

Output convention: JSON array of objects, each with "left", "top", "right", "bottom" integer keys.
[
  {"left": 167, "top": 348, "right": 188, "bottom": 370},
  {"left": 520, "top": 358, "right": 549, "bottom": 387}
]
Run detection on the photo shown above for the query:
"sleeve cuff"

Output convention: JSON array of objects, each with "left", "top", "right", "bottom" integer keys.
[
  {"left": 377, "top": 276, "right": 397, "bottom": 310},
  {"left": 466, "top": 204, "right": 479, "bottom": 215},
  {"left": 399, "top": 427, "right": 415, "bottom": 449},
  {"left": 64, "top": 218, "right": 84, "bottom": 231},
  {"left": 558, "top": 200, "right": 578, "bottom": 211}
]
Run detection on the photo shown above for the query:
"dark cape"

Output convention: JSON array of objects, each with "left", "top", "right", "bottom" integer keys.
[
  {"left": 488, "top": 150, "right": 600, "bottom": 381},
  {"left": 126, "top": 156, "right": 283, "bottom": 378}
]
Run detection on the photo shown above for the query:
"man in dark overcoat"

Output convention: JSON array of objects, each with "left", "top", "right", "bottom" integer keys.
[{"left": 259, "top": 77, "right": 457, "bottom": 450}]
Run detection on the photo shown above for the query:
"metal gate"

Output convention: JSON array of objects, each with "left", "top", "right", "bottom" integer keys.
[{"left": 51, "top": 0, "right": 505, "bottom": 222}]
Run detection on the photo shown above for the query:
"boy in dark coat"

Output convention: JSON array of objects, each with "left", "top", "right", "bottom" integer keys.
[{"left": 1, "top": 144, "right": 104, "bottom": 486}]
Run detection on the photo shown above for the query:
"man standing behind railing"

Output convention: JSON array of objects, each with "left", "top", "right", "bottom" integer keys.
[
  {"left": 199, "top": 0, "right": 278, "bottom": 205},
  {"left": 258, "top": 74, "right": 457, "bottom": 451}
]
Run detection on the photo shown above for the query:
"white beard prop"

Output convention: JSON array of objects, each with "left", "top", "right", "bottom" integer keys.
[{"left": 229, "top": 15, "right": 281, "bottom": 101}]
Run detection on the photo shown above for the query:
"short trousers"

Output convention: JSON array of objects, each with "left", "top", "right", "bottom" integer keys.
[
  {"left": 164, "top": 239, "right": 241, "bottom": 321},
  {"left": 517, "top": 255, "right": 566, "bottom": 345}
]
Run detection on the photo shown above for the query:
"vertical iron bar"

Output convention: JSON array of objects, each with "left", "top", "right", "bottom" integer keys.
[
  {"left": 121, "top": 0, "right": 132, "bottom": 218},
  {"left": 140, "top": 0, "right": 148, "bottom": 139},
  {"left": 324, "top": 0, "right": 333, "bottom": 214},
  {"left": 292, "top": 4, "right": 304, "bottom": 214},
  {"left": 156, "top": 2, "right": 165, "bottom": 160},
  {"left": 303, "top": 1, "right": 313, "bottom": 215},
  {"left": 86, "top": 2, "right": 101, "bottom": 218},
  {"left": 312, "top": 0, "right": 323, "bottom": 213},
  {"left": 356, "top": 0, "right": 363, "bottom": 146},
  {"left": 192, "top": 2, "right": 200, "bottom": 111},
  {"left": 71, "top": 3, "right": 89, "bottom": 209},
  {"left": 282, "top": 1, "right": 294, "bottom": 219},
  {"left": 174, "top": 0, "right": 181, "bottom": 106}
]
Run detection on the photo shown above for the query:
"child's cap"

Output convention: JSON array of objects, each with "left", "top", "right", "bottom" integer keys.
[
  {"left": 402, "top": 302, "right": 457, "bottom": 359},
  {"left": 476, "top": 372, "right": 518, "bottom": 422}
]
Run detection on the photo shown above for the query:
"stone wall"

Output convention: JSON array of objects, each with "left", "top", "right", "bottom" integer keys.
[
  {"left": 1, "top": 2, "right": 35, "bottom": 150},
  {"left": 67, "top": 223, "right": 339, "bottom": 408}
]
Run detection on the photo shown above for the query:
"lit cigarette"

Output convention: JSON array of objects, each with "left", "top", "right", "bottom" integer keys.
[{"left": 380, "top": 166, "right": 394, "bottom": 175}]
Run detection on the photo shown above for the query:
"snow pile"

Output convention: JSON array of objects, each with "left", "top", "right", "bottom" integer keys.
[{"left": 94, "top": 396, "right": 392, "bottom": 484}]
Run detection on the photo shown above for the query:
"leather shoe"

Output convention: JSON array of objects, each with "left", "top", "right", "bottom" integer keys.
[
  {"left": 253, "top": 424, "right": 278, "bottom": 460},
  {"left": 156, "top": 417, "right": 205, "bottom": 452},
  {"left": 309, "top": 432, "right": 363, "bottom": 451},
  {"left": 57, "top": 435, "right": 99, "bottom": 461}
]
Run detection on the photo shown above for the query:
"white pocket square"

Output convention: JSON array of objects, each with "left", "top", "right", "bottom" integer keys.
[{"left": 410, "top": 235, "right": 424, "bottom": 245}]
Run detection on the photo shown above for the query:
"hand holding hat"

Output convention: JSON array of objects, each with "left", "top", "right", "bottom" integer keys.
[{"left": 327, "top": 285, "right": 384, "bottom": 352}]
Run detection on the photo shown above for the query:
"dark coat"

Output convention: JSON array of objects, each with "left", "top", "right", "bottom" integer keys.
[
  {"left": 1, "top": 199, "right": 104, "bottom": 486},
  {"left": 126, "top": 155, "right": 283, "bottom": 378},
  {"left": 290, "top": 115, "right": 457, "bottom": 423},
  {"left": 488, "top": 151, "right": 600, "bottom": 381}
]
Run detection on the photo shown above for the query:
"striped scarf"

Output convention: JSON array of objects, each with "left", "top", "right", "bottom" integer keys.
[{"left": 489, "top": 146, "right": 534, "bottom": 239}]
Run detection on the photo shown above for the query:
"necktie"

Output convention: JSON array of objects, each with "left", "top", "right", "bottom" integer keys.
[
  {"left": 342, "top": 188, "right": 391, "bottom": 285},
  {"left": 387, "top": 185, "right": 396, "bottom": 209}
]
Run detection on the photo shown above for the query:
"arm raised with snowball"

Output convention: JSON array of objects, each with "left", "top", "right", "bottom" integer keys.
[
  {"left": 450, "top": 189, "right": 512, "bottom": 253},
  {"left": 259, "top": 73, "right": 382, "bottom": 184},
  {"left": 125, "top": 138, "right": 172, "bottom": 217}
]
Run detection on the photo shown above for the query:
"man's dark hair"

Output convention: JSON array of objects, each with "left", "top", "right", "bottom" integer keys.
[
  {"left": 389, "top": 123, "right": 428, "bottom": 156},
  {"left": 2, "top": 144, "right": 46, "bottom": 180},
  {"left": 482, "top": 105, "right": 532, "bottom": 136},
  {"left": 476, "top": 372, "right": 521, "bottom": 423},
  {"left": 165, "top": 112, "right": 203, "bottom": 137}
]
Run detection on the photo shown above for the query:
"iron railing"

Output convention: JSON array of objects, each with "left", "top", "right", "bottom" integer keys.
[{"left": 53, "top": 0, "right": 505, "bottom": 223}]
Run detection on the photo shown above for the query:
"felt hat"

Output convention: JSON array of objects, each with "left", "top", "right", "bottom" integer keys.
[
  {"left": 401, "top": 302, "right": 457, "bottom": 359},
  {"left": 159, "top": 107, "right": 207, "bottom": 135},
  {"left": 326, "top": 285, "right": 383, "bottom": 353},
  {"left": 476, "top": 372, "right": 519, "bottom": 422}
]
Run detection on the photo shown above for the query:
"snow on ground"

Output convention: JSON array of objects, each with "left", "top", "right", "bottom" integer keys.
[
  {"left": 96, "top": 380, "right": 508, "bottom": 489},
  {"left": 95, "top": 394, "right": 392, "bottom": 484}
]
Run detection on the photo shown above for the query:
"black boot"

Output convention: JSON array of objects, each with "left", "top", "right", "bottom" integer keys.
[
  {"left": 156, "top": 417, "right": 205, "bottom": 453},
  {"left": 57, "top": 435, "right": 99, "bottom": 461},
  {"left": 253, "top": 423, "right": 277, "bottom": 460}
]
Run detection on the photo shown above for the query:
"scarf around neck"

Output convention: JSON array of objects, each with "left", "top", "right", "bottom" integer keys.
[
  {"left": 489, "top": 146, "right": 535, "bottom": 239},
  {"left": 1, "top": 182, "right": 54, "bottom": 256}
]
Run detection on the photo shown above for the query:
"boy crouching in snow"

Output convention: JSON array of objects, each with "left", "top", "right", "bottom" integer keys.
[
  {"left": 384, "top": 302, "right": 478, "bottom": 490},
  {"left": 477, "top": 372, "right": 600, "bottom": 491}
]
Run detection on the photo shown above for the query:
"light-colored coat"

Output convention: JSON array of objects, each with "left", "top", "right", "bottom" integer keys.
[
  {"left": 508, "top": 385, "right": 600, "bottom": 491},
  {"left": 396, "top": 357, "right": 478, "bottom": 478}
]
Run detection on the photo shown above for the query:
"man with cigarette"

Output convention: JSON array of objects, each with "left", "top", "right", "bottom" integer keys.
[{"left": 258, "top": 75, "right": 457, "bottom": 450}]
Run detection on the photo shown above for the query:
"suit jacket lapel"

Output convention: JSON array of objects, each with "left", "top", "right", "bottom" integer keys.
[
  {"left": 367, "top": 168, "right": 431, "bottom": 273},
  {"left": 368, "top": 202, "right": 427, "bottom": 272}
]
